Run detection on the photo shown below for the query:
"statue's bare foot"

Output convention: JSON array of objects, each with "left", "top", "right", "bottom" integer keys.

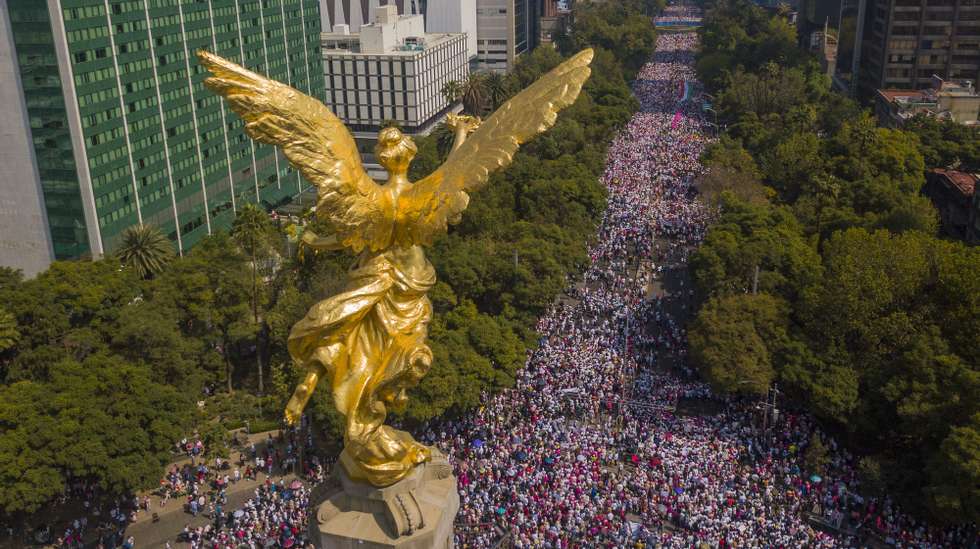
[{"left": 409, "top": 440, "right": 432, "bottom": 464}]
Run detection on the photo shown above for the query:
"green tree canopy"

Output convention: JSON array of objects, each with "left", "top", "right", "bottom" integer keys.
[{"left": 689, "top": 293, "right": 790, "bottom": 396}]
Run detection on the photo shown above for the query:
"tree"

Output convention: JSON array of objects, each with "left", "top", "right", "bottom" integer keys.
[
  {"left": 926, "top": 414, "right": 980, "bottom": 523},
  {"left": 115, "top": 224, "right": 176, "bottom": 279},
  {"left": 442, "top": 73, "right": 489, "bottom": 115},
  {"left": 460, "top": 72, "right": 488, "bottom": 116},
  {"left": 0, "top": 354, "right": 193, "bottom": 515},
  {"left": 689, "top": 195, "right": 822, "bottom": 302},
  {"left": 483, "top": 70, "right": 512, "bottom": 110},
  {"left": 688, "top": 293, "right": 789, "bottom": 396},
  {"left": 0, "top": 307, "right": 19, "bottom": 354},
  {"left": 803, "top": 433, "right": 830, "bottom": 475},
  {"left": 440, "top": 80, "right": 463, "bottom": 106},
  {"left": 150, "top": 232, "right": 254, "bottom": 393},
  {"left": 718, "top": 64, "right": 812, "bottom": 122},
  {"left": 231, "top": 204, "right": 275, "bottom": 395},
  {"left": 698, "top": 137, "right": 769, "bottom": 207},
  {"left": 563, "top": 1, "right": 658, "bottom": 76},
  {"left": 698, "top": 0, "right": 980, "bottom": 520},
  {"left": 904, "top": 114, "right": 980, "bottom": 171}
]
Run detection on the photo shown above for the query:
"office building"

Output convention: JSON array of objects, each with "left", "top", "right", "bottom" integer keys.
[
  {"left": 321, "top": 0, "right": 477, "bottom": 59},
  {"left": 797, "top": 0, "right": 867, "bottom": 93},
  {"left": 0, "top": 0, "right": 323, "bottom": 277},
  {"left": 539, "top": 0, "right": 567, "bottom": 45},
  {"left": 322, "top": 5, "right": 468, "bottom": 175},
  {"left": 798, "top": 0, "right": 842, "bottom": 39},
  {"left": 475, "top": 0, "right": 539, "bottom": 71},
  {"left": 862, "top": 0, "right": 980, "bottom": 93}
]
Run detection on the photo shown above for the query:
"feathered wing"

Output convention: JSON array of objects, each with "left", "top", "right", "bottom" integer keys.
[
  {"left": 197, "top": 51, "right": 392, "bottom": 252},
  {"left": 400, "top": 48, "right": 594, "bottom": 246}
]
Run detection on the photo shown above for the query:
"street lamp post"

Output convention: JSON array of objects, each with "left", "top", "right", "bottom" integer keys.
[{"left": 737, "top": 380, "right": 780, "bottom": 446}]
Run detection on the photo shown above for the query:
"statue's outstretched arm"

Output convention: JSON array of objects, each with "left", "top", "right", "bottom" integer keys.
[{"left": 445, "top": 113, "right": 482, "bottom": 152}]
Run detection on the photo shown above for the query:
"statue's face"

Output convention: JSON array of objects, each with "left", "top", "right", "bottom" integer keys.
[{"left": 376, "top": 127, "right": 417, "bottom": 175}]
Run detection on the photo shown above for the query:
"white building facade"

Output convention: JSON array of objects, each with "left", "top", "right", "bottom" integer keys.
[{"left": 322, "top": 5, "right": 468, "bottom": 175}]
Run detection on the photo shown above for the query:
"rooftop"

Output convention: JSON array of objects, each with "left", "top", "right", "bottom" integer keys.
[
  {"left": 877, "top": 89, "right": 931, "bottom": 104},
  {"left": 321, "top": 32, "right": 460, "bottom": 57},
  {"left": 878, "top": 76, "right": 977, "bottom": 105},
  {"left": 931, "top": 168, "right": 978, "bottom": 197},
  {"left": 321, "top": 4, "right": 460, "bottom": 57}
]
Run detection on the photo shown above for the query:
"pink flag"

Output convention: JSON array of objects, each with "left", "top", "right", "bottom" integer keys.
[{"left": 671, "top": 111, "right": 683, "bottom": 129}]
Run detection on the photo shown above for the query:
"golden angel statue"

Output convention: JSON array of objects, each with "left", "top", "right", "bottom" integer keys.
[{"left": 198, "top": 48, "right": 593, "bottom": 487}]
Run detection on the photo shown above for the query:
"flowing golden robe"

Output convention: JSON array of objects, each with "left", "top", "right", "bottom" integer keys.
[{"left": 288, "top": 245, "right": 435, "bottom": 486}]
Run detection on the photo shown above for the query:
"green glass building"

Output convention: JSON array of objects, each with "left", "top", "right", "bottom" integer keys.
[{"left": 0, "top": 0, "right": 323, "bottom": 275}]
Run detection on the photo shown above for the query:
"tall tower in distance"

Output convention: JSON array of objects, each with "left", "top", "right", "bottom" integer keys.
[
  {"left": 861, "top": 0, "right": 980, "bottom": 94},
  {"left": 475, "top": 0, "right": 538, "bottom": 71},
  {"left": 0, "top": 0, "right": 323, "bottom": 277}
]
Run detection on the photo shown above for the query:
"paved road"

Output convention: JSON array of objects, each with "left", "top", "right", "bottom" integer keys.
[{"left": 123, "top": 471, "right": 300, "bottom": 548}]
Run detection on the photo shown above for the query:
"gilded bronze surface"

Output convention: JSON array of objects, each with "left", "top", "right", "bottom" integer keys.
[{"left": 197, "top": 48, "right": 593, "bottom": 487}]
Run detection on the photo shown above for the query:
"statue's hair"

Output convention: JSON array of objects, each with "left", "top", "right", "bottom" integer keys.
[
  {"left": 375, "top": 127, "right": 416, "bottom": 171},
  {"left": 377, "top": 126, "right": 403, "bottom": 147}
]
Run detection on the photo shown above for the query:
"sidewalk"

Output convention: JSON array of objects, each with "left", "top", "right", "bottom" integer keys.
[{"left": 124, "top": 470, "right": 300, "bottom": 548}]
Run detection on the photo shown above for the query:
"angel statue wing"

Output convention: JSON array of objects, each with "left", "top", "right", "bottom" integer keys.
[
  {"left": 197, "top": 51, "right": 392, "bottom": 252},
  {"left": 400, "top": 48, "right": 594, "bottom": 246}
]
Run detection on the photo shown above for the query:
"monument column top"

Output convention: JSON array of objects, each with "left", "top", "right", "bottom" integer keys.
[{"left": 313, "top": 449, "right": 459, "bottom": 549}]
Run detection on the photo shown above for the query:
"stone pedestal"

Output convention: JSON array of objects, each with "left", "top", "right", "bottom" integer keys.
[{"left": 312, "top": 449, "right": 459, "bottom": 549}]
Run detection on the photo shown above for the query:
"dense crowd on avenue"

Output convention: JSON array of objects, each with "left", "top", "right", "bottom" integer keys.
[
  {"left": 415, "top": 9, "right": 977, "bottom": 549},
  {"left": 179, "top": 481, "right": 311, "bottom": 549},
  {"left": 23, "top": 7, "right": 976, "bottom": 549},
  {"left": 171, "top": 428, "right": 321, "bottom": 549}
]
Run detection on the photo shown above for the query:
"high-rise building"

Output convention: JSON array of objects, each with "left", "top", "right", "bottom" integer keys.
[
  {"left": 321, "top": 4, "right": 468, "bottom": 177},
  {"left": 0, "top": 0, "right": 323, "bottom": 277},
  {"left": 539, "top": 0, "right": 568, "bottom": 44},
  {"left": 796, "top": 0, "right": 867, "bottom": 93},
  {"left": 321, "top": 0, "right": 477, "bottom": 59},
  {"left": 475, "top": 0, "right": 538, "bottom": 71},
  {"left": 861, "top": 0, "right": 980, "bottom": 94},
  {"left": 543, "top": 0, "right": 558, "bottom": 18},
  {"left": 797, "top": 0, "right": 843, "bottom": 45}
]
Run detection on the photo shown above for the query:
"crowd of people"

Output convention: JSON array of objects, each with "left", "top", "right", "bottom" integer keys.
[
  {"left": 413, "top": 8, "right": 977, "bottom": 549},
  {"left": 20, "top": 6, "right": 978, "bottom": 549},
  {"left": 179, "top": 480, "right": 311, "bottom": 549},
  {"left": 170, "top": 430, "right": 321, "bottom": 548}
]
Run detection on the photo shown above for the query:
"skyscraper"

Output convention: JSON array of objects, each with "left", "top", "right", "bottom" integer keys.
[
  {"left": 0, "top": 0, "right": 323, "bottom": 277},
  {"left": 861, "top": 0, "right": 980, "bottom": 94},
  {"left": 475, "top": 0, "right": 538, "bottom": 71}
]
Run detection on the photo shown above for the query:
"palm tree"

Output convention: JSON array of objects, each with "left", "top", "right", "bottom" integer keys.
[
  {"left": 483, "top": 71, "right": 512, "bottom": 111},
  {"left": 116, "top": 224, "right": 176, "bottom": 279},
  {"left": 440, "top": 80, "right": 463, "bottom": 105},
  {"left": 459, "top": 72, "right": 488, "bottom": 116},
  {"left": 432, "top": 121, "right": 455, "bottom": 158},
  {"left": 231, "top": 203, "right": 274, "bottom": 395}
]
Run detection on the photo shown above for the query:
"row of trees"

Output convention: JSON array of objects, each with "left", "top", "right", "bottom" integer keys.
[
  {"left": 0, "top": 0, "right": 658, "bottom": 517},
  {"left": 0, "top": 208, "right": 289, "bottom": 516},
  {"left": 688, "top": 0, "right": 979, "bottom": 523}
]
